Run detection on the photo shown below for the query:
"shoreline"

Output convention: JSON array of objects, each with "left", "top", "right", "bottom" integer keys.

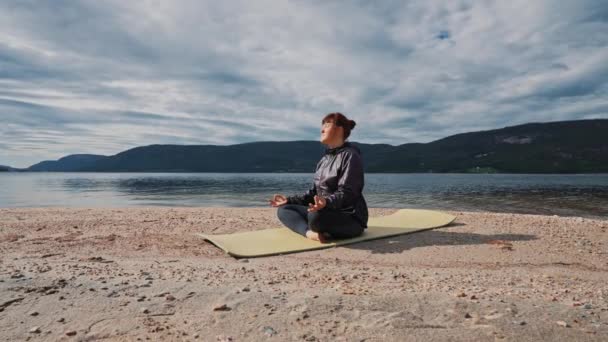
[
  {"left": 1, "top": 207, "right": 607, "bottom": 341},
  {"left": 2, "top": 205, "right": 606, "bottom": 221}
]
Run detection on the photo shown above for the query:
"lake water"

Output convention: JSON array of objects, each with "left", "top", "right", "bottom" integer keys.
[{"left": 1, "top": 173, "right": 607, "bottom": 219}]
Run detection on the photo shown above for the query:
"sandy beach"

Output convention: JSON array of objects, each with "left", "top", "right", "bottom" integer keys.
[{"left": 0, "top": 207, "right": 606, "bottom": 341}]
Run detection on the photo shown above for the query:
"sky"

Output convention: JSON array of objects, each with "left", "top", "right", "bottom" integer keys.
[{"left": 1, "top": 1, "right": 607, "bottom": 168}]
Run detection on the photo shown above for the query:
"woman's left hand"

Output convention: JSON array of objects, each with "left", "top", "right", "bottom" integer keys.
[{"left": 308, "top": 195, "right": 327, "bottom": 212}]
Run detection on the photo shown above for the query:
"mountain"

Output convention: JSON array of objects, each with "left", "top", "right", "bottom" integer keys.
[
  {"left": 81, "top": 141, "right": 328, "bottom": 172},
  {"left": 25, "top": 119, "right": 608, "bottom": 173},
  {"left": 27, "top": 154, "right": 107, "bottom": 172},
  {"left": 0, "top": 165, "right": 22, "bottom": 172},
  {"left": 367, "top": 119, "right": 608, "bottom": 173}
]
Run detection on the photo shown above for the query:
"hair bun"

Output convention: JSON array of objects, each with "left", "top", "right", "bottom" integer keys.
[{"left": 349, "top": 120, "right": 356, "bottom": 129}]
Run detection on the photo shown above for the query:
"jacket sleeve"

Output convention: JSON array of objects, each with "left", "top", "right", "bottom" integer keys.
[
  {"left": 286, "top": 183, "right": 317, "bottom": 205},
  {"left": 325, "top": 151, "right": 363, "bottom": 210}
]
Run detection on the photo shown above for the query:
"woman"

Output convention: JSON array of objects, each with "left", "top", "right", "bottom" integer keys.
[{"left": 269, "top": 112, "right": 369, "bottom": 243}]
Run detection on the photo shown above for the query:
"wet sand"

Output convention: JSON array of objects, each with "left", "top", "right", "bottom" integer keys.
[{"left": 0, "top": 207, "right": 607, "bottom": 341}]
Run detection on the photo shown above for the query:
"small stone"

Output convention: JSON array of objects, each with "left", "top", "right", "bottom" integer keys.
[
  {"left": 166, "top": 295, "right": 176, "bottom": 301},
  {"left": 584, "top": 304, "right": 592, "bottom": 310},
  {"left": 261, "top": 326, "right": 277, "bottom": 337},
  {"left": 242, "top": 287, "right": 250, "bottom": 292},
  {"left": 65, "top": 330, "right": 77, "bottom": 336},
  {"left": 29, "top": 311, "right": 39, "bottom": 316},
  {"left": 213, "top": 304, "right": 231, "bottom": 311},
  {"left": 470, "top": 295, "right": 477, "bottom": 300},
  {"left": 239, "top": 259, "right": 249, "bottom": 263},
  {"left": 141, "top": 308, "right": 150, "bottom": 314},
  {"left": 464, "top": 313, "right": 472, "bottom": 319},
  {"left": 29, "top": 327, "right": 41, "bottom": 334},
  {"left": 57, "top": 318, "right": 65, "bottom": 323},
  {"left": 456, "top": 292, "right": 467, "bottom": 298},
  {"left": 556, "top": 321, "right": 570, "bottom": 327}
]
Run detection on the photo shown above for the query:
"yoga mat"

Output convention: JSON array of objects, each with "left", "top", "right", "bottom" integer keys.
[{"left": 197, "top": 208, "right": 456, "bottom": 258}]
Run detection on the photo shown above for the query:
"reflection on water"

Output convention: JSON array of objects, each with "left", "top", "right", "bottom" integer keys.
[{"left": 0, "top": 173, "right": 607, "bottom": 219}]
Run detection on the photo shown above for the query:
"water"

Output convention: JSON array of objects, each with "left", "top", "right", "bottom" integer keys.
[{"left": 0, "top": 173, "right": 607, "bottom": 219}]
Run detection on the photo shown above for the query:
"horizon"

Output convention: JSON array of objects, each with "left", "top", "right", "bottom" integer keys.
[
  {"left": 1, "top": 1, "right": 607, "bottom": 168},
  {"left": 3, "top": 117, "right": 605, "bottom": 169}
]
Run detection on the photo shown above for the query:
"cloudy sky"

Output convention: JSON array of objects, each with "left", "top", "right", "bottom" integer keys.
[{"left": 1, "top": 1, "right": 607, "bottom": 168}]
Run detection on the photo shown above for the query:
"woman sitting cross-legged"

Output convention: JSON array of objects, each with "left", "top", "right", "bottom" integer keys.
[{"left": 269, "top": 112, "right": 368, "bottom": 243}]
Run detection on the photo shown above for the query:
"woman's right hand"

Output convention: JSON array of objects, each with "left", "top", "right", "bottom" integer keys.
[{"left": 269, "top": 194, "right": 288, "bottom": 207}]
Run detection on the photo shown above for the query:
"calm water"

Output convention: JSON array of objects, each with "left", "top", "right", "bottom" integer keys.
[{"left": 1, "top": 173, "right": 607, "bottom": 219}]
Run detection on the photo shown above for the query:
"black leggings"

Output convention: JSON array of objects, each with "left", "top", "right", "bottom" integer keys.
[{"left": 277, "top": 204, "right": 364, "bottom": 239}]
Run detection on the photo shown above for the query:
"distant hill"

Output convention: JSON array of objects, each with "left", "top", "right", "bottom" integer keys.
[
  {"left": 24, "top": 119, "right": 608, "bottom": 173},
  {"left": 367, "top": 119, "right": 608, "bottom": 173},
  {"left": 27, "top": 154, "right": 107, "bottom": 172},
  {"left": 0, "top": 165, "right": 21, "bottom": 172}
]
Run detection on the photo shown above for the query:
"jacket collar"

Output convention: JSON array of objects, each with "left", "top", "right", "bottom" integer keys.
[{"left": 325, "top": 141, "right": 351, "bottom": 155}]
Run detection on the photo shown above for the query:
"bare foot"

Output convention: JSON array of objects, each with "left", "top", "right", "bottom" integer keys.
[
  {"left": 305, "top": 230, "right": 321, "bottom": 241},
  {"left": 305, "top": 230, "right": 331, "bottom": 243}
]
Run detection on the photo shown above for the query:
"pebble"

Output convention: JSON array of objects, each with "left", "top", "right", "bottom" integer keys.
[
  {"left": 29, "top": 311, "right": 39, "bottom": 316},
  {"left": 65, "top": 330, "right": 77, "bottom": 336},
  {"left": 29, "top": 327, "right": 41, "bottom": 334},
  {"left": 556, "top": 321, "right": 570, "bottom": 328},
  {"left": 57, "top": 318, "right": 65, "bottom": 323},
  {"left": 261, "top": 326, "right": 277, "bottom": 337},
  {"left": 213, "top": 304, "right": 231, "bottom": 311},
  {"left": 166, "top": 295, "right": 176, "bottom": 301},
  {"left": 141, "top": 308, "right": 150, "bottom": 314}
]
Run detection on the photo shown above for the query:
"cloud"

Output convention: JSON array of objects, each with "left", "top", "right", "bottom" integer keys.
[{"left": 0, "top": 0, "right": 607, "bottom": 167}]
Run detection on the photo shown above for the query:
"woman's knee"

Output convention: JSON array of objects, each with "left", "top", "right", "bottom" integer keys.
[
  {"left": 276, "top": 205, "right": 290, "bottom": 219},
  {"left": 277, "top": 204, "right": 304, "bottom": 220}
]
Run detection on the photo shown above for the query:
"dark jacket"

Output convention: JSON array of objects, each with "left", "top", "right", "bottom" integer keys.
[{"left": 287, "top": 142, "right": 369, "bottom": 228}]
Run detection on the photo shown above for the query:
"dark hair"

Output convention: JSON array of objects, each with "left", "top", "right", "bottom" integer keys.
[{"left": 322, "top": 112, "right": 357, "bottom": 140}]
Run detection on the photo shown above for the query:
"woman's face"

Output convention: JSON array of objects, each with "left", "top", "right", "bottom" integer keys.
[{"left": 320, "top": 120, "right": 344, "bottom": 145}]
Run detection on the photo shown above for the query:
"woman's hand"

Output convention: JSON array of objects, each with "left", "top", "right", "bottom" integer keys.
[
  {"left": 307, "top": 195, "right": 326, "bottom": 212},
  {"left": 269, "top": 194, "right": 288, "bottom": 207}
]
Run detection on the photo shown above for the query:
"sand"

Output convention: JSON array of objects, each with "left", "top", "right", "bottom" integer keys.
[{"left": 0, "top": 207, "right": 606, "bottom": 341}]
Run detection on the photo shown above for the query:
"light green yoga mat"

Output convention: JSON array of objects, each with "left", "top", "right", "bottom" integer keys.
[{"left": 197, "top": 209, "right": 456, "bottom": 258}]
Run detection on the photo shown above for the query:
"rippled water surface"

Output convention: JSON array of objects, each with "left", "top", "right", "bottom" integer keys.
[{"left": 1, "top": 173, "right": 607, "bottom": 219}]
